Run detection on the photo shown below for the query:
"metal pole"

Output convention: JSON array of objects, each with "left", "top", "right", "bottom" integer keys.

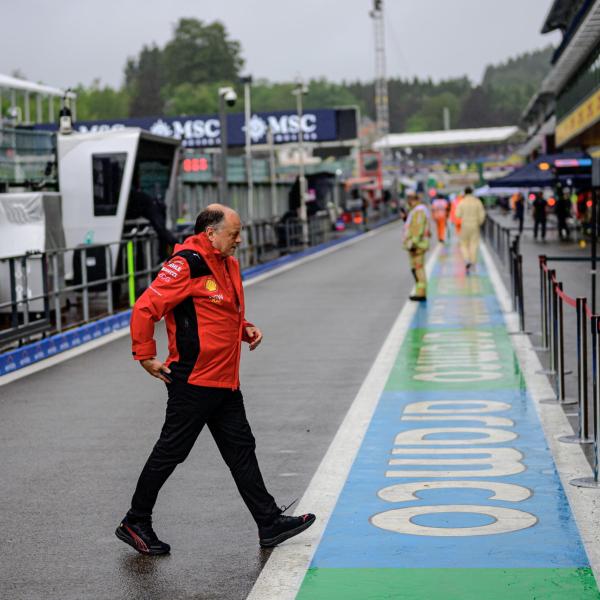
[
  {"left": 594, "top": 316, "right": 600, "bottom": 480},
  {"left": 24, "top": 92, "right": 30, "bottom": 123},
  {"left": 556, "top": 282, "right": 577, "bottom": 405},
  {"left": 36, "top": 94, "right": 42, "bottom": 123},
  {"left": 41, "top": 253, "right": 50, "bottom": 322},
  {"left": 105, "top": 245, "right": 114, "bottom": 316},
  {"left": 538, "top": 269, "right": 556, "bottom": 376},
  {"left": 52, "top": 253, "right": 62, "bottom": 332},
  {"left": 294, "top": 82, "right": 309, "bottom": 246},
  {"left": 21, "top": 256, "right": 30, "bottom": 326},
  {"left": 267, "top": 126, "right": 277, "bottom": 219},
  {"left": 517, "top": 254, "right": 525, "bottom": 332},
  {"left": 561, "top": 298, "right": 593, "bottom": 444},
  {"left": 243, "top": 77, "right": 254, "bottom": 223},
  {"left": 8, "top": 259, "right": 18, "bottom": 331},
  {"left": 81, "top": 248, "right": 90, "bottom": 324},
  {"left": 551, "top": 274, "right": 558, "bottom": 376},
  {"left": 144, "top": 238, "right": 152, "bottom": 288},
  {"left": 571, "top": 316, "right": 600, "bottom": 488},
  {"left": 539, "top": 256, "right": 548, "bottom": 349},
  {"left": 219, "top": 93, "right": 228, "bottom": 203},
  {"left": 593, "top": 187, "right": 597, "bottom": 314}
]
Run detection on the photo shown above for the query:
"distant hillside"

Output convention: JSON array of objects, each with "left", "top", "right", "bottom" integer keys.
[{"left": 482, "top": 45, "right": 554, "bottom": 89}]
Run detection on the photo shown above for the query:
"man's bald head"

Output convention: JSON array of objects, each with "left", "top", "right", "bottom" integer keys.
[
  {"left": 195, "top": 204, "right": 242, "bottom": 256},
  {"left": 194, "top": 204, "right": 240, "bottom": 234}
]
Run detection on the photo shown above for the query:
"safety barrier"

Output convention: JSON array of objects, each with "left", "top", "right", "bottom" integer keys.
[
  {"left": 0, "top": 212, "right": 396, "bottom": 352},
  {"left": 484, "top": 216, "right": 514, "bottom": 267},
  {"left": 483, "top": 217, "right": 526, "bottom": 332},
  {"left": 485, "top": 215, "right": 600, "bottom": 487},
  {"left": 535, "top": 254, "right": 600, "bottom": 488}
]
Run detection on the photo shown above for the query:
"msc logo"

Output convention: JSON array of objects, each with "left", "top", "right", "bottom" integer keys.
[{"left": 205, "top": 279, "right": 218, "bottom": 292}]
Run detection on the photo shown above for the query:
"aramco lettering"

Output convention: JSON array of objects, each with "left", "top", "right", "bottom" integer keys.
[{"left": 371, "top": 391, "right": 537, "bottom": 535}]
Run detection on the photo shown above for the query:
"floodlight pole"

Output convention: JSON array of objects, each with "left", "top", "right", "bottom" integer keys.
[
  {"left": 293, "top": 80, "right": 309, "bottom": 246},
  {"left": 241, "top": 75, "right": 254, "bottom": 222}
]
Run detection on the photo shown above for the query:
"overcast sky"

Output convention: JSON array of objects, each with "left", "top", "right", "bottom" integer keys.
[{"left": 2, "top": 0, "right": 561, "bottom": 90}]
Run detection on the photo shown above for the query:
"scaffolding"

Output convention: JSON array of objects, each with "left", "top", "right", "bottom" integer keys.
[
  {"left": 370, "top": 0, "right": 390, "bottom": 145},
  {"left": 0, "top": 73, "right": 76, "bottom": 126}
]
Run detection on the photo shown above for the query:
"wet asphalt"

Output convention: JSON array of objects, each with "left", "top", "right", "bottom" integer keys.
[{"left": 0, "top": 222, "right": 413, "bottom": 600}]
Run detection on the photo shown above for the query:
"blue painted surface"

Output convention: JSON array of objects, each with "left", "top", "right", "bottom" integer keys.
[
  {"left": 311, "top": 388, "right": 588, "bottom": 569},
  {"left": 309, "top": 246, "right": 590, "bottom": 571}
]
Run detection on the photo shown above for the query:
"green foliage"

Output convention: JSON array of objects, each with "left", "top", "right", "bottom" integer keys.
[
  {"left": 482, "top": 45, "right": 554, "bottom": 89},
  {"left": 74, "top": 81, "right": 129, "bottom": 120},
  {"left": 71, "top": 26, "right": 553, "bottom": 134},
  {"left": 125, "top": 44, "right": 165, "bottom": 117},
  {"left": 405, "top": 91, "right": 461, "bottom": 131},
  {"left": 162, "top": 82, "right": 222, "bottom": 116},
  {"left": 162, "top": 19, "right": 244, "bottom": 88}
]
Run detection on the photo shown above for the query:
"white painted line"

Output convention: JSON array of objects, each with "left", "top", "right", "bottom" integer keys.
[
  {"left": 0, "top": 327, "right": 130, "bottom": 387},
  {"left": 0, "top": 222, "right": 401, "bottom": 387},
  {"left": 481, "top": 242, "right": 600, "bottom": 582},
  {"left": 246, "top": 244, "right": 441, "bottom": 600}
]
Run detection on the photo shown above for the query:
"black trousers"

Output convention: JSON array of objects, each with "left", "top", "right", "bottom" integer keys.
[
  {"left": 129, "top": 383, "right": 280, "bottom": 527},
  {"left": 534, "top": 218, "right": 546, "bottom": 240}
]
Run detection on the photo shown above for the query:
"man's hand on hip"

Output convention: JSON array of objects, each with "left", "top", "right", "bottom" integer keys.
[
  {"left": 140, "top": 358, "right": 172, "bottom": 383},
  {"left": 245, "top": 326, "right": 263, "bottom": 351}
]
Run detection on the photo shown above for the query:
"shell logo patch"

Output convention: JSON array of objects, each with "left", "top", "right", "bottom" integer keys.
[{"left": 205, "top": 278, "right": 218, "bottom": 292}]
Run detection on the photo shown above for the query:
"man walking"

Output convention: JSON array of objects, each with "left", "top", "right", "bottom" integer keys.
[
  {"left": 532, "top": 193, "right": 547, "bottom": 241},
  {"left": 116, "top": 204, "right": 315, "bottom": 555},
  {"left": 456, "top": 187, "right": 486, "bottom": 274},
  {"left": 403, "top": 191, "right": 431, "bottom": 301},
  {"left": 431, "top": 195, "right": 449, "bottom": 243}
]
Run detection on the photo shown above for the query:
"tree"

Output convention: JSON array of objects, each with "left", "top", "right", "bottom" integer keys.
[
  {"left": 457, "top": 87, "right": 492, "bottom": 128},
  {"left": 124, "top": 44, "right": 165, "bottom": 117},
  {"left": 75, "top": 81, "right": 129, "bottom": 120},
  {"left": 162, "top": 19, "right": 244, "bottom": 89},
  {"left": 163, "top": 82, "right": 221, "bottom": 116},
  {"left": 405, "top": 92, "right": 460, "bottom": 132}
]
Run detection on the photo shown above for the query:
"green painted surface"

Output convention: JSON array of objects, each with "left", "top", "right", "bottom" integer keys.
[
  {"left": 297, "top": 568, "right": 600, "bottom": 600},
  {"left": 428, "top": 273, "right": 494, "bottom": 297},
  {"left": 385, "top": 326, "right": 525, "bottom": 392}
]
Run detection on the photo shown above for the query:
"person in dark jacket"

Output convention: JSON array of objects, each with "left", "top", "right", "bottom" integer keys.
[
  {"left": 513, "top": 193, "right": 524, "bottom": 234},
  {"left": 116, "top": 204, "right": 315, "bottom": 556},
  {"left": 555, "top": 195, "right": 571, "bottom": 241},
  {"left": 532, "top": 193, "right": 547, "bottom": 241}
]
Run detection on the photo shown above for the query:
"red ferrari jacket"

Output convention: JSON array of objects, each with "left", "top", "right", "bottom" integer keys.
[{"left": 130, "top": 233, "right": 254, "bottom": 389}]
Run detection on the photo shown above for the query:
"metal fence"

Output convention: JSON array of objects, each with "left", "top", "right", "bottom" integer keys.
[
  {"left": 484, "top": 213, "right": 600, "bottom": 490},
  {"left": 0, "top": 211, "right": 394, "bottom": 351}
]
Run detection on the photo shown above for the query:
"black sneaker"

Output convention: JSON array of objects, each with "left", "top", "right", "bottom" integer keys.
[
  {"left": 115, "top": 516, "right": 171, "bottom": 556},
  {"left": 259, "top": 512, "right": 315, "bottom": 548},
  {"left": 409, "top": 295, "right": 427, "bottom": 302}
]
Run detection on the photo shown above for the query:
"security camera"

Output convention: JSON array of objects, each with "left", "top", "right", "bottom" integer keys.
[{"left": 219, "top": 87, "right": 237, "bottom": 107}]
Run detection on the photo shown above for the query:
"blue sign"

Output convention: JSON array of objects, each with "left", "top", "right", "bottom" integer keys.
[{"left": 34, "top": 109, "right": 338, "bottom": 148}]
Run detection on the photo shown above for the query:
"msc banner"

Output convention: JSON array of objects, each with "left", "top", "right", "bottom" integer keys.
[{"left": 35, "top": 109, "right": 338, "bottom": 148}]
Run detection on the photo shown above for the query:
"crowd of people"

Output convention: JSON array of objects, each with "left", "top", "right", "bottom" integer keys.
[{"left": 508, "top": 190, "right": 593, "bottom": 242}]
